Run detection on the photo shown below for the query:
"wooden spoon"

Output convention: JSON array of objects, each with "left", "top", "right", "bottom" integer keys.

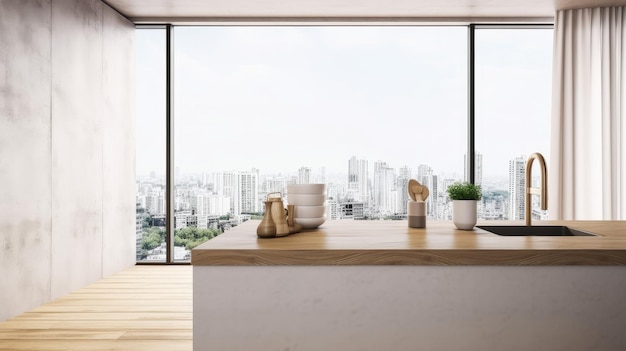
[{"left": 408, "top": 179, "right": 429, "bottom": 201}]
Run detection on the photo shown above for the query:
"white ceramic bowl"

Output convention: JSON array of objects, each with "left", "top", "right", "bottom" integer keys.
[
  {"left": 295, "top": 216, "right": 326, "bottom": 229},
  {"left": 287, "top": 193, "right": 326, "bottom": 206},
  {"left": 287, "top": 183, "right": 326, "bottom": 194},
  {"left": 293, "top": 205, "right": 325, "bottom": 218}
]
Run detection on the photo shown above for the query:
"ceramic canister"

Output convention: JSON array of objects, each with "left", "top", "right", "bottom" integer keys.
[{"left": 407, "top": 200, "right": 426, "bottom": 228}]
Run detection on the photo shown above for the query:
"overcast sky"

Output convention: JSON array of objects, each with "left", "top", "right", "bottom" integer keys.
[{"left": 136, "top": 26, "right": 552, "bottom": 180}]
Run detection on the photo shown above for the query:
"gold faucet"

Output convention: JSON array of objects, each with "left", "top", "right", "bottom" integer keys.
[{"left": 525, "top": 153, "right": 547, "bottom": 226}]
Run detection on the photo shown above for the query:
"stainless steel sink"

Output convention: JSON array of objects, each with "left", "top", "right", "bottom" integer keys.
[{"left": 476, "top": 225, "right": 598, "bottom": 236}]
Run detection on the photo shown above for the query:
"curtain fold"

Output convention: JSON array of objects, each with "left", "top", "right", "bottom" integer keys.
[{"left": 550, "top": 7, "right": 626, "bottom": 219}]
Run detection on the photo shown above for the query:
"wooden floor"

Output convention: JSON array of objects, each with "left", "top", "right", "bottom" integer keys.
[{"left": 0, "top": 265, "right": 192, "bottom": 351}]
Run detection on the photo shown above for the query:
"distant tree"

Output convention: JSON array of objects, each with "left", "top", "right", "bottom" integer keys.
[
  {"left": 142, "top": 214, "right": 152, "bottom": 228},
  {"left": 141, "top": 227, "right": 165, "bottom": 251},
  {"left": 481, "top": 190, "right": 509, "bottom": 202},
  {"left": 175, "top": 227, "right": 221, "bottom": 250}
]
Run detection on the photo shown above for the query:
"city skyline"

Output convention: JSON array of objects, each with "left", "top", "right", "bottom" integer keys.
[
  {"left": 136, "top": 152, "right": 544, "bottom": 261},
  {"left": 136, "top": 152, "right": 533, "bottom": 217},
  {"left": 137, "top": 151, "right": 508, "bottom": 185}
]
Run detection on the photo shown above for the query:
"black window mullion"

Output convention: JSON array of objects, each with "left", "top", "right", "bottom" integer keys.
[
  {"left": 165, "top": 24, "right": 175, "bottom": 263},
  {"left": 468, "top": 24, "right": 476, "bottom": 185}
]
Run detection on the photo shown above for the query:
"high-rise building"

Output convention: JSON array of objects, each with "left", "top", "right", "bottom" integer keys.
[
  {"left": 373, "top": 161, "right": 396, "bottom": 215},
  {"left": 193, "top": 192, "right": 230, "bottom": 216},
  {"left": 327, "top": 199, "right": 339, "bottom": 220},
  {"left": 135, "top": 202, "right": 145, "bottom": 260},
  {"left": 261, "top": 174, "right": 290, "bottom": 201},
  {"left": 238, "top": 169, "right": 260, "bottom": 214},
  {"left": 211, "top": 171, "right": 237, "bottom": 214},
  {"left": 397, "top": 166, "right": 412, "bottom": 214},
  {"left": 326, "top": 182, "right": 344, "bottom": 203},
  {"left": 297, "top": 167, "right": 311, "bottom": 184},
  {"left": 209, "top": 195, "right": 231, "bottom": 215},
  {"left": 193, "top": 191, "right": 209, "bottom": 215},
  {"left": 175, "top": 210, "right": 192, "bottom": 229},
  {"left": 417, "top": 164, "right": 437, "bottom": 217},
  {"left": 430, "top": 174, "right": 438, "bottom": 217},
  {"left": 211, "top": 170, "right": 258, "bottom": 215},
  {"left": 348, "top": 156, "right": 369, "bottom": 203},
  {"left": 145, "top": 187, "right": 165, "bottom": 215},
  {"left": 440, "top": 177, "right": 459, "bottom": 220},
  {"left": 314, "top": 167, "right": 326, "bottom": 184},
  {"left": 339, "top": 202, "right": 365, "bottom": 219},
  {"left": 509, "top": 156, "right": 526, "bottom": 220},
  {"left": 464, "top": 152, "right": 483, "bottom": 186}
]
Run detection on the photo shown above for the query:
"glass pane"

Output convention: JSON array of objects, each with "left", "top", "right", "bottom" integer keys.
[
  {"left": 173, "top": 26, "right": 466, "bottom": 252},
  {"left": 135, "top": 28, "right": 167, "bottom": 262},
  {"left": 474, "top": 28, "right": 553, "bottom": 221}
]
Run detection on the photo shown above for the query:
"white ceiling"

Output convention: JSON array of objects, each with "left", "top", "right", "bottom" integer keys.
[{"left": 104, "top": 0, "right": 626, "bottom": 24}]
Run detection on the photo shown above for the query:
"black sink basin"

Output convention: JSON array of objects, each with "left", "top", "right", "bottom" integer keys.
[{"left": 476, "top": 225, "right": 598, "bottom": 236}]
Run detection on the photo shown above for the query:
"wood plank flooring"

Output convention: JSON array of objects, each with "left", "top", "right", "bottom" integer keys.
[{"left": 0, "top": 265, "right": 192, "bottom": 351}]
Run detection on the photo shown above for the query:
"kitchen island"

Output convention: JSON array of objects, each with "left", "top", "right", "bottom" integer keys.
[{"left": 192, "top": 220, "right": 626, "bottom": 351}]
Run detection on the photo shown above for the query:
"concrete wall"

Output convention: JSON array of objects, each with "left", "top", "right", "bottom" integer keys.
[{"left": 0, "top": 0, "right": 135, "bottom": 321}]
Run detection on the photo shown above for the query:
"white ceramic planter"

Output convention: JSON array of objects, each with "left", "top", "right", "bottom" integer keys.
[{"left": 452, "top": 200, "right": 477, "bottom": 230}]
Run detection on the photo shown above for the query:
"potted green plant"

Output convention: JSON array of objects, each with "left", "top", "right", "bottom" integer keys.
[{"left": 447, "top": 182, "right": 482, "bottom": 230}]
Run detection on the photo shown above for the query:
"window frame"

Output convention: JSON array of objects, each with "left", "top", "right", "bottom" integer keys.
[{"left": 135, "top": 22, "right": 553, "bottom": 264}]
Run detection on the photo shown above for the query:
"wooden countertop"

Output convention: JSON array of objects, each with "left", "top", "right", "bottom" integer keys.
[{"left": 191, "top": 220, "right": 626, "bottom": 266}]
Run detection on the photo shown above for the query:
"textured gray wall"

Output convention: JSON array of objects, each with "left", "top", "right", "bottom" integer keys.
[
  {"left": 0, "top": 0, "right": 135, "bottom": 321},
  {"left": 0, "top": 0, "right": 53, "bottom": 321},
  {"left": 101, "top": 1, "right": 136, "bottom": 278}
]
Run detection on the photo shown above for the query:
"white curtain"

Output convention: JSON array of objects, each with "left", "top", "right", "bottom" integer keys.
[{"left": 550, "top": 7, "right": 626, "bottom": 220}]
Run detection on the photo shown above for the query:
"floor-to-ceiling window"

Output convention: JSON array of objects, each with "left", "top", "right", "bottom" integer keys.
[
  {"left": 135, "top": 24, "right": 553, "bottom": 263},
  {"left": 172, "top": 26, "right": 467, "bottom": 261},
  {"left": 474, "top": 26, "right": 553, "bottom": 221},
  {"left": 135, "top": 28, "right": 167, "bottom": 262}
]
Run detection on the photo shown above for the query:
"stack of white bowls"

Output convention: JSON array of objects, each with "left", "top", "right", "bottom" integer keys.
[{"left": 286, "top": 184, "right": 326, "bottom": 229}]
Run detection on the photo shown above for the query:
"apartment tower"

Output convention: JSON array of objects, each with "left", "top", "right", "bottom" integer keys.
[{"left": 509, "top": 156, "right": 526, "bottom": 220}]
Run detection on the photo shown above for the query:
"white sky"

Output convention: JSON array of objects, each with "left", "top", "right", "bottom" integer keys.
[{"left": 136, "top": 26, "right": 552, "bottom": 179}]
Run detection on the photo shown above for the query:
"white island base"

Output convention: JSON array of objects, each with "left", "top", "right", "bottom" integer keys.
[{"left": 193, "top": 265, "right": 626, "bottom": 351}]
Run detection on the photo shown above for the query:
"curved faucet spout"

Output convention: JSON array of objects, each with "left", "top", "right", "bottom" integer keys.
[{"left": 525, "top": 153, "right": 548, "bottom": 226}]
